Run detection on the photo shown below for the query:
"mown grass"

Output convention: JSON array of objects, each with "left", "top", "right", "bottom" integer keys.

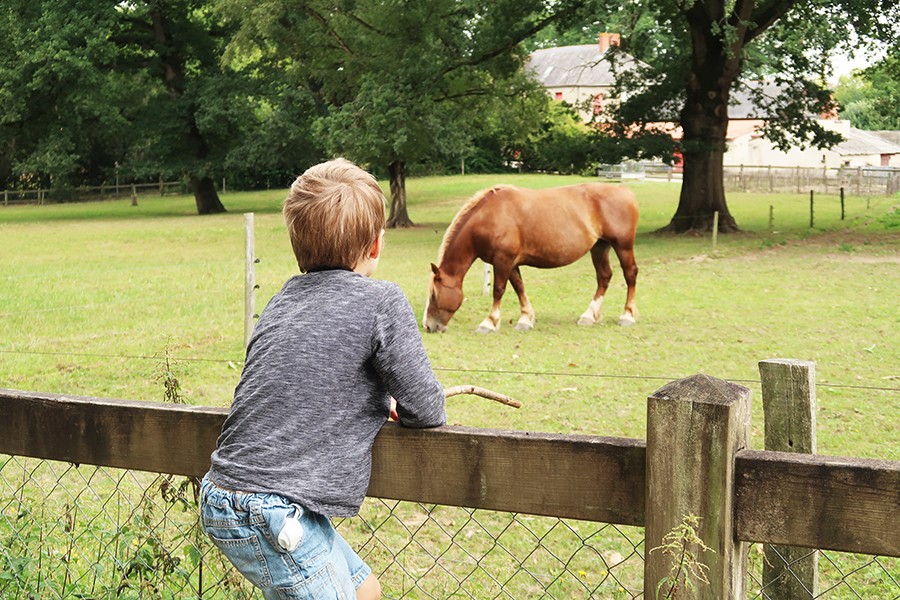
[
  {"left": 1, "top": 175, "right": 897, "bottom": 598},
  {"left": 2, "top": 174, "right": 896, "bottom": 458}
]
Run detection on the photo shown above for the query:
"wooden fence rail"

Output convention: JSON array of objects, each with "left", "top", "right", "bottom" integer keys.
[
  {"left": 1, "top": 181, "right": 183, "bottom": 206},
  {"left": 1, "top": 370, "right": 898, "bottom": 598}
]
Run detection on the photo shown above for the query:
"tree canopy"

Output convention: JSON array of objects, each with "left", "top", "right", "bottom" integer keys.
[
  {"left": 2, "top": 0, "right": 898, "bottom": 226},
  {"left": 835, "top": 48, "right": 900, "bottom": 130},
  {"left": 219, "top": 0, "right": 594, "bottom": 226},
  {"left": 588, "top": 0, "right": 900, "bottom": 232}
]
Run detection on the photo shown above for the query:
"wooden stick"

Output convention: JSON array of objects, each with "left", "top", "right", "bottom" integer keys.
[{"left": 444, "top": 385, "right": 521, "bottom": 409}]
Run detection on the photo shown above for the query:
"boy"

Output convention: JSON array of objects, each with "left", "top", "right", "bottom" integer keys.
[{"left": 200, "top": 158, "right": 447, "bottom": 600}]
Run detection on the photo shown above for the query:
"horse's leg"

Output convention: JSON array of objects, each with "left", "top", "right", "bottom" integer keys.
[
  {"left": 509, "top": 266, "right": 536, "bottom": 331},
  {"left": 578, "top": 241, "right": 613, "bottom": 326},
  {"left": 476, "top": 263, "right": 511, "bottom": 333},
  {"left": 612, "top": 243, "right": 639, "bottom": 326}
]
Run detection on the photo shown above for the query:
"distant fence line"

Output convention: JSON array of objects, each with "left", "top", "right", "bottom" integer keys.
[
  {"left": 5, "top": 164, "right": 899, "bottom": 208},
  {"left": 1, "top": 180, "right": 185, "bottom": 206},
  {"left": 724, "top": 164, "right": 900, "bottom": 196},
  {"left": 596, "top": 163, "right": 900, "bottom": 195}
]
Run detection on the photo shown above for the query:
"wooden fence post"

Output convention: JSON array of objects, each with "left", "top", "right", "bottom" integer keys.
[
  {"left": 809, "top": 191, "right": 814, "bottom": 228},
  {"left": 712, "top": 211, "right": 719, "bottom": 252},
  {"left": 646, "top": 374, "right": 752, "bottom": 599},
  {"left": 758, "top": 359, "right": 818, "bottom": 599}
]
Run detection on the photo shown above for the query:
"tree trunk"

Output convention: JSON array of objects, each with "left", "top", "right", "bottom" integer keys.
[
  {"left": 190, "top": 175, "right": 226, "bottom": 215},
  {"left": 660, "top": 8, "right": 742, "bottom": 234},
  {"left": 150, "top": 6, "right": 226, "bottom": 217},
  {"left": 386, "top": 160, "right": 414, "bottom": 228}
]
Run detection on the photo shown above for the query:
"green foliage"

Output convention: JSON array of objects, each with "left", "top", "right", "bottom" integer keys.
[
  {"left": 0, "top": 1, "right": 136, "bottom": 189},
  {"left": 517, "top": 101, "right": 597, "bottom": 173},
  {"left": 835, "top": 50, "right": 900, "bottom": 130},
  {"left": 219, "top": 0, "right": 593, "bottom": 203}
]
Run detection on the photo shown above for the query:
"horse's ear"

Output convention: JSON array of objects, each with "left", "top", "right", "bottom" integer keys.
[{"left": 430, "top": 263, "right": 441, "bottom": 280}]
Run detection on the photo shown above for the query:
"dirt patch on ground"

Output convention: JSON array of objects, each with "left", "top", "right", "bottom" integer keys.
[{"left": 784, "top": 229, "right": 900, "bottom": 262}]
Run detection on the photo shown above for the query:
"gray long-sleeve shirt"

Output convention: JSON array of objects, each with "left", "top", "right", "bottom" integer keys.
[{"left": 209, "top": 269, "right": 446, "bottom": 517}]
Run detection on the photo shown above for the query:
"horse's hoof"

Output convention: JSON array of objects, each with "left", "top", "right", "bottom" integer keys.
[
  {"left": 577, "top": 316, "right": 595, "bottom": 326},
  {"left": 514, "top": 321, "right": 533, "bottom": 332},
  {"left": 617, "top": 315, "right": 636, "bottom": 327},
  {"left": 476, "top": 324, "right": 497, "bottom": 334}
]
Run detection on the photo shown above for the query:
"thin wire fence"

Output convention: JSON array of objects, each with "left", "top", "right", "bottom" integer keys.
[{"left": 2, "top": 455, "right": 897, "bottom": 599}]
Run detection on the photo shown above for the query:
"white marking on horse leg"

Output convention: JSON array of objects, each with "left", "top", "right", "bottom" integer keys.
[
  {"left": 476, "top": 306, "right": 501, "bottom": 334},
  {"left": 515, "top": 302, "right": 535, "bottom": 331},
  {"left": 476, "top": 317, "right": 498, "bottom": 334},
  {"left": 514, "top": 314, "right": 534, "bottom": 331},
  {"left": 617, "top": 311, "right": 636, "bottom": 327},
  {"left": 577, "top": 297, "right": 604, "bottom": 326}
]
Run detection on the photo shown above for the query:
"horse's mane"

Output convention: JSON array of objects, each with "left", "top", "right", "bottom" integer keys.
[{"left": 437, "top": 185, "right": 515, "bottom": 263}]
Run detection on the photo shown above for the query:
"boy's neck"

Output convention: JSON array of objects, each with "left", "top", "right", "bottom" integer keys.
[{"left": 307, "top": 266, "right": 353, "bottom": 273}]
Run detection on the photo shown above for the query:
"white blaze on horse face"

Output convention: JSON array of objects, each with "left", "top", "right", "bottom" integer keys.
[
  {"left": 423, "top": 282, "right": 452, "bottom": 333},
  {"left": 423, "top": 297, "right": 446, "bottom": 333}
]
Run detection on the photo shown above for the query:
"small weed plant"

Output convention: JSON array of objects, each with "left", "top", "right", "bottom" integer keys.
[{"left": 651, "top": 514, "right": 715, "bottom": 599}]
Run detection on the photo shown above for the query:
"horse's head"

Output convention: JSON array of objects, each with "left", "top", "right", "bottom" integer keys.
[{"left": 423, "top": 263, "right": 463, "bottom": 333}]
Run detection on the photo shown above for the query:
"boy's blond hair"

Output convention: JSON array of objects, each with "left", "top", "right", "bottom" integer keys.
[{"left": 284, "top": 159, "right": 386, "bottom": 272}]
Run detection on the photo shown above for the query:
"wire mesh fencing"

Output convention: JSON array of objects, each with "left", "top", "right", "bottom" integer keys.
[
  {"left": 1, "top": 455, "right": 644, "bottom": 599},
  {"left": 2, "top": 455, "right": 898, "bottom": 599}
]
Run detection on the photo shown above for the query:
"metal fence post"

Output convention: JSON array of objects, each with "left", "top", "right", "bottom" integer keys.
[
  {"left": 758, "top": 359, "right": 819, "bottom": 599},
  {"left": 244, "top": 213, "right": 257, "bottom": 349},
  {"left": 646, "top": 374, "right": 752, "bottom": 599}
]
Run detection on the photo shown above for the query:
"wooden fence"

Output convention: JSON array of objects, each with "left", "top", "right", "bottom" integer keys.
[
  {"left": 1, "top": 360, "right": 898, "bottom": 598},
  {"left": 1, "top": 180, "right": 183, "bottom": 206},
  {"left": 724, "top": 164, "right": 900, "bottom": 196}
]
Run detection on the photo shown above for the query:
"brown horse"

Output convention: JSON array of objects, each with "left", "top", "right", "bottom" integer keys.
[{"left": 423, "top": 183, "right": 639, "bottom": 333}]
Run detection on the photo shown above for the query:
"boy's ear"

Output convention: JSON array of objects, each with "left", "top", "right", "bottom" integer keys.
[{"left": 370, "top": 229, "right": 385, "bottom": 259}]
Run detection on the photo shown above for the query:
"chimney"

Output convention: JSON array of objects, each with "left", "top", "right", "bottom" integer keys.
[{"left": 598, "top": 33, "right": 620, "bottom": 54}]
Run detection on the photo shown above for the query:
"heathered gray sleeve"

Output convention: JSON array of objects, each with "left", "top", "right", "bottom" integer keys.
[
  {"left": 372, "top": 284, "right": 447, "bottom": 427},
  {"left": 208, "top": 272, "right": 445, "bottom": 517}
]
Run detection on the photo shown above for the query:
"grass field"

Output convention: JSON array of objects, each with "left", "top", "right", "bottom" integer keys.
[
  {"left": 2, "top": 174, "right": 897, "bottom": 460},
  {"left": 1, "top": 174, "right": 898, "bottom": 598}
]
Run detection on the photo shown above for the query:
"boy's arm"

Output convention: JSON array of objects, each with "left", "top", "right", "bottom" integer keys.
[{"left": 373, "top": 287, "right": 446, "bottom": 428}]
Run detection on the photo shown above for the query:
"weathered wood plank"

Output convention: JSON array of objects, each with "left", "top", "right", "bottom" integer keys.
[
  {"left": 0, "top": 389, "right": 646, "bottom": 525},
  {"left": 0, "top": 388, "right": 225, "bottom": 477},
  {"left": 370, "top": 423, "right": 646, "bottom": 525},
  {"left": 735, "top": 450, "right": 900, "bottom": 558}
]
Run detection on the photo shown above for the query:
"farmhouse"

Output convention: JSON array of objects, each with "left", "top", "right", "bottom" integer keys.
[
  {"left": 724, "top": 86, "right": 900, "bottom": 168},
  {"left": 527, "top": 33, "right": 637, "bottom": 121},
  {"left": 528, "top": 41, "right": 900, "bottom": 169}
]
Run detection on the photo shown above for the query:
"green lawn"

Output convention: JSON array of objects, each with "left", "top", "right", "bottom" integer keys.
[{"left": 1, "top": 175, "right": 898, "bottom": 460}]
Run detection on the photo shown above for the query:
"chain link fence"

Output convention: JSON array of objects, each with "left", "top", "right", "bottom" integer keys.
[{"left": 2, "top": 454, "right": 897, "bottom": 599}]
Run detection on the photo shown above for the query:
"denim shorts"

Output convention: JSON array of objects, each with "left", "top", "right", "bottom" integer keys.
[{"left": 199, "top": 473, "right": 371, "bottom": 600}]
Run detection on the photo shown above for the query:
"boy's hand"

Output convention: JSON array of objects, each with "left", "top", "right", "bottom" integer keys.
[{"left": 389, "top": 397, "right": 399, "bottom": 421}]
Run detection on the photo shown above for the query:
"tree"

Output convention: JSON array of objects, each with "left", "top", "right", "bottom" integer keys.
[
  {"left": 834, "top": 49, "right": 900, "bottom": 129},
  {"left": 0, "top": 1, "right": 268, "bottom": 214},
  {"left": 0, "top": 1, "right": 138, "bottom": 191},
  {"left": 595, "top": 0, "right": 900, "bottom": 233},
  {"left": 114, "top": 0, "right": 253, "bottom": 214},
  {"left": 221, "top": 0, "right": 593, "bottom": 227}
]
